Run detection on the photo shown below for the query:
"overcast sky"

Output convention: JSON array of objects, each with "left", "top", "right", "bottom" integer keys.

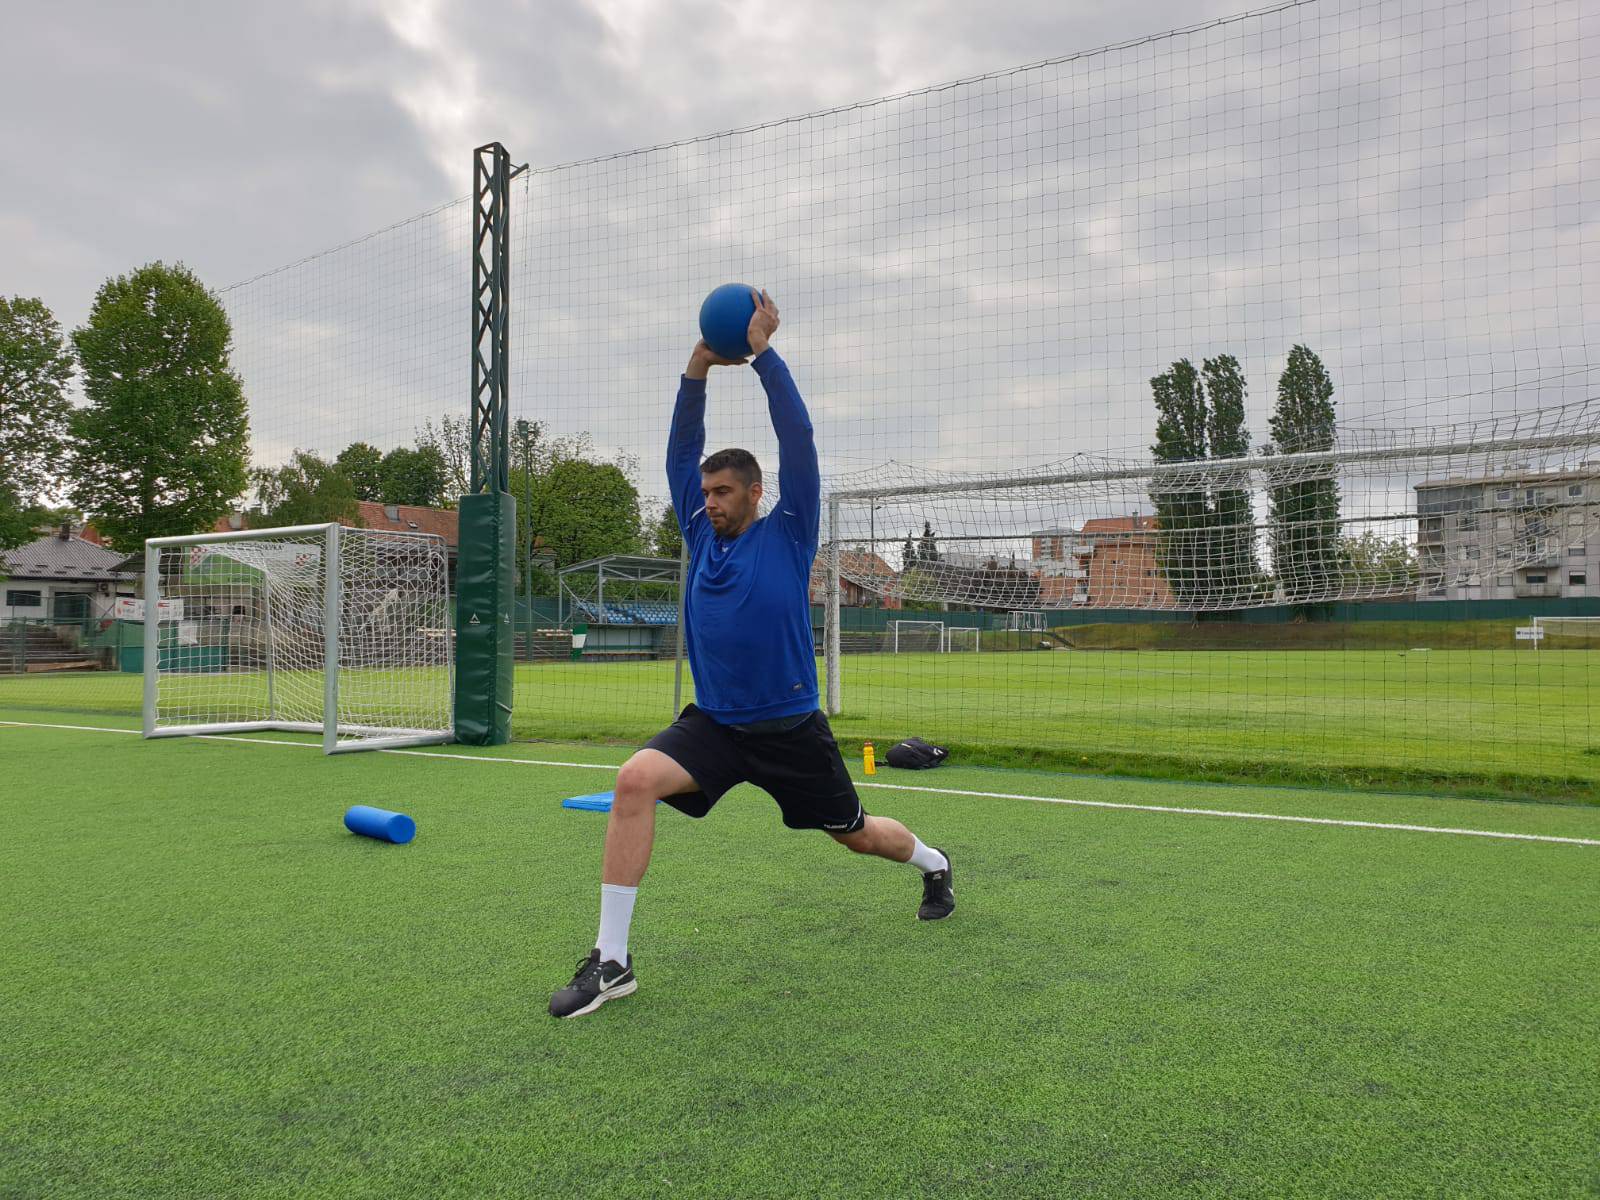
[
  {"left": 2, "top": 0, "right": 1235, "bottom": 335},
  {"left": 5, "top": 0, "right": 1598, "bottom": 573}
]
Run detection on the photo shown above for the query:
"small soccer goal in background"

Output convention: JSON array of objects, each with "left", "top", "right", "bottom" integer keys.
[
  {"left": 887, "top": 619, "right": 944, "bottom": 654},
  {"left": 142, "top": 523, "right": 453, "bottom": 753},
  {"left": 943, "top": 627, "right": 981, "bottom": 653},
  {"left": 1530, "top": 616, "right": 1600, "bottom": 651}
]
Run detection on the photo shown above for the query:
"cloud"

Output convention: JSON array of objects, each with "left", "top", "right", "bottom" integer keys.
[{"left": 0, "top": 0, "right": 446, "bottom": 331}]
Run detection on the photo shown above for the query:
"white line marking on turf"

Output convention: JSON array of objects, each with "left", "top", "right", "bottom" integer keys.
[
  {"left": 854, "top": 780, "right": 1600, "bottom": 846},
  {"left": 3, "top": 719, "right": 1598, "bottom": 847},
  {"left": 0, "top": 720, "right": 141, "bottom": 735}
]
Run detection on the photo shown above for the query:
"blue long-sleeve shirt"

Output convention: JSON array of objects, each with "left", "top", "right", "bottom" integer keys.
[{"left": 668, "top": 348, "right": 821, "bottom": 724}]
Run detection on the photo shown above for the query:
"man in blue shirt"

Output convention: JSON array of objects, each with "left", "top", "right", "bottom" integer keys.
[{"left": 551, "top": 291, "right": 955, "bottom": 1019}]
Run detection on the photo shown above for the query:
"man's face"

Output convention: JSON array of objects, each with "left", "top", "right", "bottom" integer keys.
[{"left": 702, "top": 468, "right": 763, "bottom": 536}]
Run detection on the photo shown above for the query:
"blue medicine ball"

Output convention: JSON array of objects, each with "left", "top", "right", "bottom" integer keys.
[{"left": 698, "top": 283, "right": 758, "bottom": 360}]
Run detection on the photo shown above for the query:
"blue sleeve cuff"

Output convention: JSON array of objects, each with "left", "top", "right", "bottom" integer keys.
[
  {"left": 751, "top": 348, "right": 782, "bottom": 373},
  {"left": 680, "top": 375, "right": 707, "bottom": 394}
]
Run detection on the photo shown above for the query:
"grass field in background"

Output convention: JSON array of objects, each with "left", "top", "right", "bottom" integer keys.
[
  {"left": 5, "top": 644, "right": 1595, "bottom": 801},
  {"left": 1056, "top": 617, "right": 1600, "bottom": 651},
  {"left": 3, "top": 714, "right": 1598, "bottom": 1198}
]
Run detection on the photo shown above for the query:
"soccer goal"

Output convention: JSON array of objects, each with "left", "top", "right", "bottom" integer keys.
[
  {"left": 889, "top": 619, "right": 944, "bottom": 654},
  {"left": 142, "top": 523, "right": 454, "bottom": 753},
  {"left": 943, "top": 626, "right": 981, "bottom": 653},
  {"left": 1531, "top": 616, "right": 1600, "bottom": 651}
]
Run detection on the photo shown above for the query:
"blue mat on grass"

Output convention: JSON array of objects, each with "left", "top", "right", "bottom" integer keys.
[
  {"left": 562, "top": 792, "right": 616, "bottom": 812},
  {"left": 561, "top": 792, "right": 666, "bottom": 813}
]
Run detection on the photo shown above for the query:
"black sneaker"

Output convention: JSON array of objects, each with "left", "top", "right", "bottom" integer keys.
[
  {"left": 917, "top": 848, "right": 955, "bottom": 920},
  {"left": 549, "top": 949, "right": 636, "bottom": 1018}
]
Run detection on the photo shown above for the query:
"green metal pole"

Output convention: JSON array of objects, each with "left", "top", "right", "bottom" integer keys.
[{"left": 515, "top": 419, "right": 535, "bottom": 661}]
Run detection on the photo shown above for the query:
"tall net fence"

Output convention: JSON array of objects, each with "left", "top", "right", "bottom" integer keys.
[{"left": 3, "top": 0, "right": 1598, "bottom": 796}]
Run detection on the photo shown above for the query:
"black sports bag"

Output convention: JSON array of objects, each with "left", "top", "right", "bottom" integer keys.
[{"left": 885, "top": 737, "right": 949, "bottom": 769}]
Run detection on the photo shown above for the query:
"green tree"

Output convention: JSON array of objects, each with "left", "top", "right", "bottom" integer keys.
[
  {"left": 1202, "top": 354, "right": 1257, "bottom": 606},
  {"left": 0, "top": 495, "right": 38, "bottom": 557},
  {"left": 253, "top": 451, "right": 360, "bottom": 526},
  {"left": 503, "top": 430, "right": 643, "bottom": 584},
  {"left": 1267, "top": 345, "right": 1340, "bottom": 603},
  {"left": 378, "top": 445, "right": 447, "bottom": 507},
  {"left": 898, "top": 563, "right": 945, "bottom": 608},
  {"left": 523, "top": 457, "right": 641, "bottom": 568},
  {"left": 69, "top": 263, "right": 249, "bottom": 552},
  {"left": 1149, "top": 358, "right": 1212, "bottom": 607},
  {"left": 651, "top": 502, "right": 683, "bottom": 559},
  {"left": 0, "top": 297, "right": 76, "bottom": 553},
  {"left": 1339, "top": 530, "right": 1417, "bottom": 593},
  {"left": 902, "top": 531, "right": 918, "bottom": 569},
  {"left": 335, "top": 442, "right": 384, "bottom": 501},
  {"left": 416, "top": 414, "right": 472, "bottom": 502},
  {"left": 917, "top": 520, "right": 940, "bottom": 563}
]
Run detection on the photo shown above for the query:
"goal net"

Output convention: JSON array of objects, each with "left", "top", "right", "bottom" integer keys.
[
  {"left": 944, "top": 627, "right": 981, "bottom": 653},
  {"left": 142, "top": 524, "right": 453, "bottom": 753},
  {"left": 1532, "top": 617, "right": 1600, "bottom": 650},
  {"left": 888, "top": 620, "right": 944, "bottom": 654},
  {"left": 1004, "top": 612, "right": 1046, "bottom": 632},
  {"left": 820, "top": 398, "right": 1600, "bottom": 618}
]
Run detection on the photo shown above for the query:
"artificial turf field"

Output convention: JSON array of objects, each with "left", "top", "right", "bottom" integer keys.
[
  {"left": 3, "top": 647, "right": 1598, "bottom": 800},
  {"left": 4, "top": 710, "right": 1599, "bottom": 1198}
]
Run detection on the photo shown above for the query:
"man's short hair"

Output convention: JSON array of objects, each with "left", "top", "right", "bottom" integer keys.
[{"left": 701, "top": 448, "right": 762, "bottom": 487}]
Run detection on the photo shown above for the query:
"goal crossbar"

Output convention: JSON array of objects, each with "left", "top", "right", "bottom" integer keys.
[{"left": 828, "top": 428, "right": 1597, "bottom": 501}]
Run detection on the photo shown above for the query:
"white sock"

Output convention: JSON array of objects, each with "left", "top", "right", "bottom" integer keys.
[
  {"left": 907, "top": 837, "right": 948, "bottom": 874},
  {"left": 596, "top": 883, "right": 637, "bottom": 965}
]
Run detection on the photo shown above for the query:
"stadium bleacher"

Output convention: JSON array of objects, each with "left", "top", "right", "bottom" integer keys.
[{"left": 569, "top": 600, "right": 677, "bottom": 625}]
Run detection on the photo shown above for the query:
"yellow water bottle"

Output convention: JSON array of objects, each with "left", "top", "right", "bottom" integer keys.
[{"left": 863, "top": 741, "right": 876, "bottom": 775}]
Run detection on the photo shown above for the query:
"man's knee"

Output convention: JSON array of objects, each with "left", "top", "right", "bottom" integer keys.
[
  {"left": 830, "top": 826, "right": 874, "bottom": 854},
  {"left": 614, "top": 757, "right": 661, "bottom": 812}
]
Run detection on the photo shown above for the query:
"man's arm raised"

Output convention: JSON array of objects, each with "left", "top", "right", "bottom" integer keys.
[
  {"left": 746, "top": 292, "right": 820, "bottom": 550},
  {"left": 669, "top": 340, "right": 747, "bottom": 539}
]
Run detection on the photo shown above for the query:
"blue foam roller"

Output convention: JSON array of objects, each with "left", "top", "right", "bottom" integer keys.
[
  {"left": 698, "top": 283, "right": 757, "bottom": 360},
  {"left": 344, "top": 805, "right": 416, "bottom": 844}
]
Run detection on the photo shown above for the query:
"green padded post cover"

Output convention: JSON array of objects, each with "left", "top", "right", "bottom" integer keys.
[{"left": 454, "top": 491, "right": 516, "bottom": 744}]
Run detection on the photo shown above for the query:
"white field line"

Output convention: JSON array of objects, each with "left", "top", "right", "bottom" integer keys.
[{"left": 3, "top": 719, "right": 1598, "bottom": 848}]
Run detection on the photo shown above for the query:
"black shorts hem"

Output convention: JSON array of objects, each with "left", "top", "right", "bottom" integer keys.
[{"left": 642, "top": 704, "right": 866, "bottom": 832}]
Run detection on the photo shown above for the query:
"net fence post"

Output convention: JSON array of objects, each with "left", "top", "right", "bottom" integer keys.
[
  {"left": 826, "top": 498, "right": 841, "bottom": 716},
  {"left": 456, "top": 140, "right": 519, "bottom": 746}
]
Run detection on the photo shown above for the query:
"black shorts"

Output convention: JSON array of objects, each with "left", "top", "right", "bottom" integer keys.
[{"left": 644, "top": 704, "right": 867, "bottom": 834}]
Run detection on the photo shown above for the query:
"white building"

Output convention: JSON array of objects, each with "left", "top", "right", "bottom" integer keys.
[
  {"left": 1, "top": 527, "right": 139, "bottom": 622},
  {"left": 1415, "top": 468, "right": 1599, "bottom": 601}
]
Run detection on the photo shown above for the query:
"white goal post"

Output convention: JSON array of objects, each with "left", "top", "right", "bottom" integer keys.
[
  {"left": 890, "top": 619, "right": 944, "bottom": 653},
  {"left": 943, "top": 626, "right": 981, "bottom": 652},
  {"left": 1530, "top": 616, "right": 1600, "bottom": 651},
  {"left": 142, "top": 523, "right": 454, "bottom": 753}
]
